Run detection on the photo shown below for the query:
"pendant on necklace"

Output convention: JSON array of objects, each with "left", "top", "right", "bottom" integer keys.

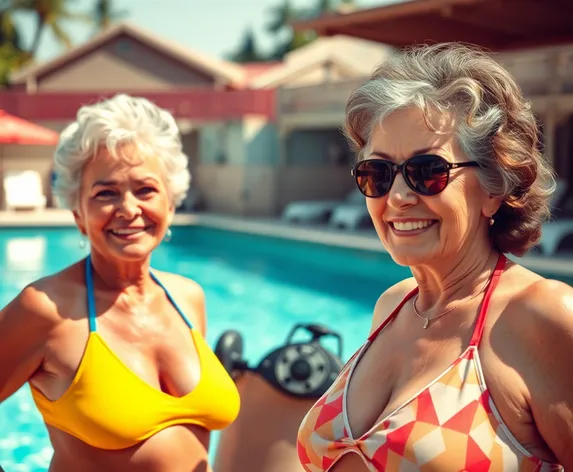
[{"left": 423, "top": 318, "right": 429, "bottom": 329}]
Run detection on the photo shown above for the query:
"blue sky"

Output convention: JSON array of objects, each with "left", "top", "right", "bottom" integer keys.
[{"left": 11, "top": 0, "right": 391, "bottom": 63}]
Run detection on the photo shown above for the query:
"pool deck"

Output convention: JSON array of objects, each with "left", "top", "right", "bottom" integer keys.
[{"left": 1, "top": 209, "right": 572, "bottom": 277}]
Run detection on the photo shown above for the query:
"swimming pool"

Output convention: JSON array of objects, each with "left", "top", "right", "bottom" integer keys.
[{"left": 0, "top": 225, "right": 411, "bottom": 471}]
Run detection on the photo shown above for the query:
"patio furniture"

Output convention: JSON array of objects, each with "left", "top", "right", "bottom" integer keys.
[
  {"left": 3, "top": 170, "right": 47, "bottom": 211},
  {"left": 282, "top": 189, "right": 363, "bottom": 224},
  {"left": 328, "top": 201, "right": 371, "bottom": 230}
]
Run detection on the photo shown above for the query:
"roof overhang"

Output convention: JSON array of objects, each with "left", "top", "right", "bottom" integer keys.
[
  {"left": 293, "top": 0, "right": 573, "bottom": 51},
  {"left": 10, "top": 22, "right": 245, "bottom": 87}
]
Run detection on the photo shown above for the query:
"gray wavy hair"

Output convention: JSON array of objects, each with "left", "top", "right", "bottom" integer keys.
[
  {"left": 52, "top": 94, "right": 191, "bottom": 209},
  {"left": 345, "top": 43, "right": 556, "bottom": 256}
]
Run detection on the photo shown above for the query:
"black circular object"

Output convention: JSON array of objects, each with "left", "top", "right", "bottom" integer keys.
[
  {"left": 254, "top": 324, "right": 344, "bottom": 399},
  {"left": 290, "top": 359, "right": 312, "bottom": 381},
  {"left": 214, "top": 323, "right": 344, "bottom": 399},
  {"left": 214, "top": 330, "right": 247, "bottom": 377}
]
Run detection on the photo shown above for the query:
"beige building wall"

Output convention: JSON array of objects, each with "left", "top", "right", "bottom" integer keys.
[
  {"left": 191, "top": 164, "right": 356, "bottom": 216},
  {"left": 192, "top": 165, "right": 247, "bottom": 214},
  {"left": 36, "top": 36, "right": 214, "bottom": 92},
  {"left": 193, "top": 125, "right": 356, "bottom": 216},
  {"left": 277, "top": 167, "right": 354, "bottom": 209},
  {"left": 192, "top": 115, "right": 282, "bottom": 216},
  {"left": 277, "top": 62, "right": 357, "bottom": 89}
]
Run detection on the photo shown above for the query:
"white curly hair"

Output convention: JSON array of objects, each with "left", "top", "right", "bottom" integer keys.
[{"left": 52, "top": 94, "right": 191, "bottom": 209}]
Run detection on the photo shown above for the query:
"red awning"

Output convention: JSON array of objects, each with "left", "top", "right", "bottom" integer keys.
[{"left": 0, "top": 109, "right": 59, "bottom": 145}]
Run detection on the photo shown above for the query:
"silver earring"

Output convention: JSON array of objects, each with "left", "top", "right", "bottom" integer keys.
[
  {"left": 79, "top": 234, "right": 86, "bottom": 248},
  {"left": 164, "top": 228, "right": 172, "bottom": 242},
  {"left": 489, "top": 217, "right": 495, "bottom": 226}
]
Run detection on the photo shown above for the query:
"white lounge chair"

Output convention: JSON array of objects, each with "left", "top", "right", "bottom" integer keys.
[
  {"left": 4, "top": 170, "right": 47, "bottom": 211},
  {"left": 536, "top": 220, "right": 573, "bottom": 255},
  {"left": 282, "top": 189, "right": 363, "bottom": 224},
  {"left": 329, "top": 201, "right": 371, "bottom": 230}
]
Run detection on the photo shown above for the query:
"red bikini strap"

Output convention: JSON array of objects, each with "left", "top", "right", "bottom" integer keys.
[
  {"left": 469, "top": 253, "right": 507, "bottom": 347},
  {"left": 368, "top": 254, "right": 506, "bottom": 346},
  {"left": 367, "top": 286, "right": 419, "bottom": 342}
]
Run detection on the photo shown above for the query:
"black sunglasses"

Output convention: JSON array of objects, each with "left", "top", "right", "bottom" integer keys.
[{"left": 351, "top": 154, "right": 480, "bottom": 198}]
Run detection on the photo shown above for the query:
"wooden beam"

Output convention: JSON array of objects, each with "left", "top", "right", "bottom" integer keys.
[
  {"left": 341, "top": 14, "right": 509, "bottom": 47},
  {"left": 292, "top": 0, "right": 488, "bottom": 32},
  {"left": 548, "top": 0, "right": 573, "bottom": 10},
  {"left": 443, "top": 4, "right": 536, "bottom": 37},
  {"left": 481, "top": 2, "right": 567, "bottom": 31},
  {"left": 493, "top": 34, "right": 573, "bottom": 52},
  {"left": 296, "top": 0, "right": 573, "bottom": 52}
]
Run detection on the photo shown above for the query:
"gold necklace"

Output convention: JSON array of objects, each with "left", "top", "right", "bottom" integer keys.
[{"left": 412, "top": 271, "right": 492, "bottom": 329}]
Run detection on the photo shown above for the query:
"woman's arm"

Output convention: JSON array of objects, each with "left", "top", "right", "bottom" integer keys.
[
  {"left": 0, "top": 282, "right": 60, "bottom": 402},
  {"left": 515, "top": 279, "right": 573, "bottom": 467}
]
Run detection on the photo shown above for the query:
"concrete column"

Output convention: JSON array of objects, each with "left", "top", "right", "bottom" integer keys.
[{"left": 274, "top": 125, "right": 292, "bottom": 215}]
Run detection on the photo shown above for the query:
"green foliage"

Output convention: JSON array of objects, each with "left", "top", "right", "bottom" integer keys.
[
  {"left": 0, "top": 10, "right": 31, "bottom": 86},
  {"left": 93, "top": 0, "right": 128, "bottom": 32},
  {"left": 226, "top": 0, "right": 349, "bottom": 64},
  {"left": 0, "top": 0, "right": 128, "bottom": 88},
  {"left": 226, "top": 26, "right": 266, "bottom": 63}
]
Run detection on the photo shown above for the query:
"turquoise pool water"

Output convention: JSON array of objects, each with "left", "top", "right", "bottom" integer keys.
[{"left": 0, "top": 225, "right": 412, "bottom": 472}]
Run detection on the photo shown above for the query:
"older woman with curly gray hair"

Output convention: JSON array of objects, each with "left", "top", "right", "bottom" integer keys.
[
  {"left": 0, "top": 94, "right": 240, "bottom": 472},
  {"left": 297, "top": 43, "right": 573, "bottom": 471}
]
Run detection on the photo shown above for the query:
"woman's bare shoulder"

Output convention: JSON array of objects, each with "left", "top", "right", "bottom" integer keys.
[
  {"left": 150, "top": 270, "right": 207, "bottom": 335},
  {"left": 4, "top": 261, "right": 86, "bottom": 321},
  {"left": 0, "top": 260, "right": 85, "bottom": 401},
  {"left": 499, "top": 261, "right": 571, "bottom": 330},
  {"left": 369, "top": 277, "right": 417, "bottom": 335}
]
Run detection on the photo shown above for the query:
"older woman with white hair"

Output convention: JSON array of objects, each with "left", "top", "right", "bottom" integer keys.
[
  {"left": 0, "top": 94, "right": 240, "bottom": 472},
  {"left": 297, "top": 43, "right": 573, "bottom": 471}
]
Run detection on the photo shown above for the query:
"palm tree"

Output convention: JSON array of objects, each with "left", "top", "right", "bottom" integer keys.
[
  {"left": 93, "top": 0, "right": 128, "bottom": 32},
  {"left": 265, "top": 0, "right": 357, "bottom": 60},
  {"left": 265, "top": 0, "right": 315, "bottom": 60},
  {"left": 0, "top": 9, "right": 31, "bottom": 86},
  {"left": 5, "top": 0, "right": 91, "bottom": 57}
]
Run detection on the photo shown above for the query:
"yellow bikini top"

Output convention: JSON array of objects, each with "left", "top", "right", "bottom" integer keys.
[{"left": 30, "top": 256, "right": 240, "bottom": 450}]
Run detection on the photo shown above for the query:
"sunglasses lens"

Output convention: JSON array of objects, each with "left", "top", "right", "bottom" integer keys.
[
  {"left": 406, "top": 155, "right": 449, "bottom": 195},
  {"left": 354, "top": 160, "right": 394, "bottom": 197}
]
